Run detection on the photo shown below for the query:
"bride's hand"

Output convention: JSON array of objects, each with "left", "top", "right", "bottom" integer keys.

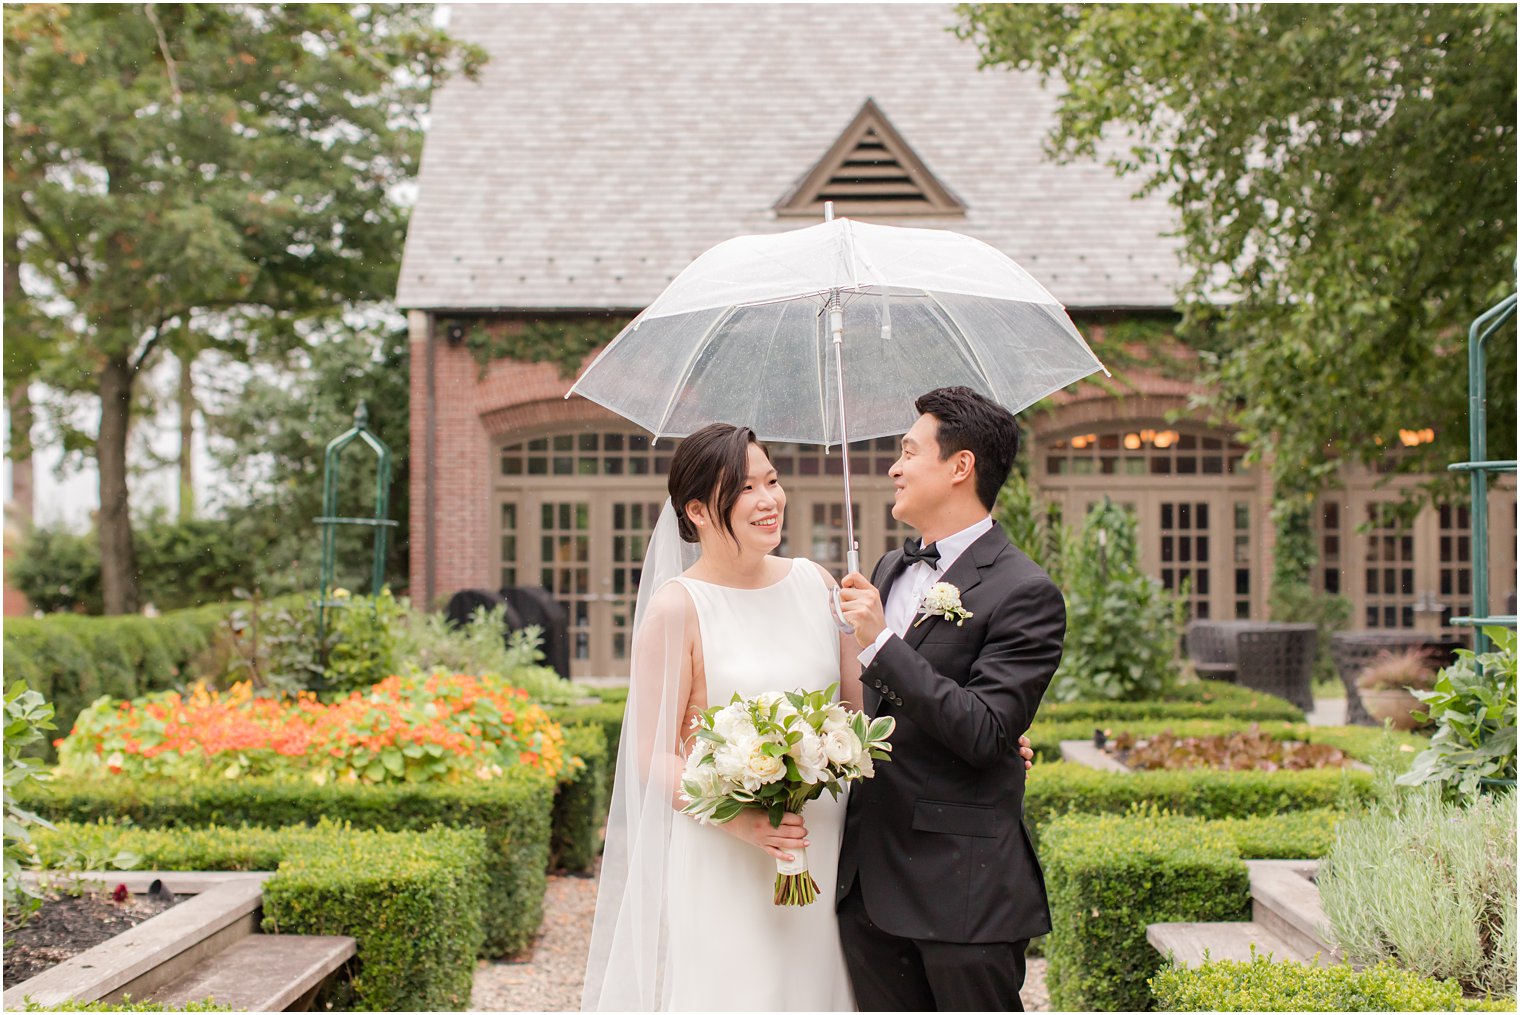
[{"left": 718, "top": 809, "right": 810, "bottom": 862}]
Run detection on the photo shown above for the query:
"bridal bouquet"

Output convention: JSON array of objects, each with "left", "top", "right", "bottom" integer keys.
[{"left": 680, "top": 684, "right": 895, "bottom": 905}]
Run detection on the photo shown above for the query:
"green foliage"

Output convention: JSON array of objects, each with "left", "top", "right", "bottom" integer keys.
[
  {"left": 1043, "top": 807, "right": 1250, "bottom": 1011},
  {"left": 994, "top": 468, "right": 1062, "bottom": 576},
  {"left": 463, "top": 316, "right": 631, "bottom": 378},
  {"left": 548, "top": 697, "right": 628, "bottom": 787},
  {"left": 320, "top": 589, "right": 405, "bottom": 696},
  {"left": 207, "top": 324, "right": 411, "bottom": 595},
  {"left": 16, "top": 769, "right": 554, "bottom": 958},
  {"left": 551, "top": 724, "right": 610, "bottom": 873},
  {"left": 2, "top": 605, "right": 231, "bottom": 762},
  {"left": 1321, "top": 787, "right": 1516, "bottom": 998},
  {"left": 1050, "top": 499, "right": 1186, "bottom": 702},
  {"left": 33, "top": 820, "right": 487, "bottom": 1011},
  {"left": 4, "top": 4, "right": 485, "bottom": 613},
  {"left": 1150, "top": 953, "right": 1477, "bottom": 1012},
  {"left": 1024, "top": 761, "right": 1372, "bottom": 843},
  {"left": 395, "top": 604, "right": 572, "bottom": 704},
  {"left": 958, "top": 4, "right": 1517, "bottom": 504},
  {"left": 1036, "top": 680, "right": 1306, "bottom": 724},
  {"left": 4, "top": 681, "right": 55, "bottom": 925},
  {"left": 8, "top": 526, "right": 103, "bottom": 614},
  {"left": 1397, "top": 628, "right": 1518, "bottom": 801},
  {"left": 1210, "top": 809, "right": 1343, "bottom": 861}
]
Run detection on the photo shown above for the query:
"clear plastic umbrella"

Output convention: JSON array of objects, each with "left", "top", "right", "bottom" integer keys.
[{"left": 568, "top": 209, "right": 1108, "bottom": 617}]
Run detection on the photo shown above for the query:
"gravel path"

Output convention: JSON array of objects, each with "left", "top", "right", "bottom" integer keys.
[{"left": 470, "top": 859, "right": 1050, "bottom": 1012}]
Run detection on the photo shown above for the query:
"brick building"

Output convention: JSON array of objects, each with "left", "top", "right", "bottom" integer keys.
[{"left": 397, "top": 4, "right": 1515, "bottom": 678}]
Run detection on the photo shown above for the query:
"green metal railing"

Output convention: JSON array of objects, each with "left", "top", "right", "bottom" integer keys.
[
  {"left": 1446, "top": 292, "right": 1517, "bottom": 659},
  {"left": 316, "top": 402, "right": 398, "bottom": 640}
]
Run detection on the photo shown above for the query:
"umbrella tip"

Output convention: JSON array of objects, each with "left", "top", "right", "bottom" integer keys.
[{"left": 824, "top": 201, "right": 834, "bottom": 223}]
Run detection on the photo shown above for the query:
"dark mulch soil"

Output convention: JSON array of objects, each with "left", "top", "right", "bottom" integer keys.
[{"left": 4, "top": 886, "right": 178, "bottom": 988}]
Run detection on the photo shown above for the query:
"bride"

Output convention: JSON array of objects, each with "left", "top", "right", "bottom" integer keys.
[{"left": 582, "top": 423, "right": 859, "bottom": 1011}]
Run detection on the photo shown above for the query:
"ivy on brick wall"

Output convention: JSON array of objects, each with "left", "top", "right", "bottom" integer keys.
[{"left": 459, "top": 316, "right": 632, "bottom": 379}]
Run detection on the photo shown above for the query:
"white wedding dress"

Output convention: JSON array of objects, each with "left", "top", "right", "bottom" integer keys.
[{"left": 662, "top": 558, "right": 856, "bottom": 1012}]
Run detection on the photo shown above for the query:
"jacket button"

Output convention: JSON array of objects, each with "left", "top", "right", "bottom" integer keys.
[{"left": 873, "top": 679, "right": 883, "bottom": 689}]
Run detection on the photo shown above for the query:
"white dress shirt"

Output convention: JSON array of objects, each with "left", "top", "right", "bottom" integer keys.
[{"left": 858, "top": 515, "right": 996, "bottom": 667}]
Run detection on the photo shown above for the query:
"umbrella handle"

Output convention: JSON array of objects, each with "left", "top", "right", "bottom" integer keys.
[{"left": 830, "top": 585, "right": 855, "bottom": 635}]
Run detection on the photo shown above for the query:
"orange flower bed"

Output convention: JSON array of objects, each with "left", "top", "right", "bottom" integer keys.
[{"left": 55, "top": 672, "right": 577, "bottom": 785}]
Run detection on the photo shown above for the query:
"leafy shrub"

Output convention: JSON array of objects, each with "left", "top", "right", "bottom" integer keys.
[
  {"left": 318, "top": 587, "right": 405, "bottom": 695},
  {"left": 1037, "top": 680, "right": 1305, "bottom": 724},
  {"left": 1320, "top": 787, "right": 1516, "bottom": 998},
  {"left": 1043, "top": 807, "right": 1250, "bottom": 1011},
  {"left": 1049, "top": 499, "right": 1187, "bottom": 702},
  {"left": 16, "top": 769, "right": 554, "bottom": 958},
  {"left": 4, "top": 682, "right": 56, "bottom": 925},
  {"left": 56, "top": 672, "right": 576, "bottom": 784},
  {"left": 1210, "top": 809, "right": 1343, "bottom": 859},
  {"left": 12, "top": 517, "right": 255, "bottom": 616},
  {"left": 3, "top": 606, "right": 234, "bottom": 762},
  {"left": 32, "top": 819, "right": 486, "bottom": 1011},
  {"left": 1150, "top": 953, "right": 1479, "bottom": 1011},
  {"left": 1024, "top": 760, "right": 1372, "bottom": 840},
  {"left": 551, "top": 723, "right": 610, "bottom": 873},
  {"left": 394, "top": 603, "right": 572, "bottom": 704},
  {"left": 1397, "top": 627, "right": 1517, "bottom": 801}
]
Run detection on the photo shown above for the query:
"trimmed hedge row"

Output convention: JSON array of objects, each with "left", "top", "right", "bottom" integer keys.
[
  {"left": 1212, "top": 809, "right": 1343, "bottom": 860},
  {"left": 1026, "top": 719, "right": 1426, "bottom": 765},
  {"left": 14, "top": 770, "right": 552, "bottom": 958},
  {"left": 3, "top": 605, "right": 234, "bottom": 761},
  {"left": 551, "top": 724, "right": 611, "bottom": 873},
  {"left": 1149, "top": 954, "right": 1512, "bottom": 1012},
  {"left": 1044, "top": 809, "right": 1251, "bottom": 1011},
  {"left": 1037, "top": 681, "right": 1305, "bottom": 724},
  {"left": 31, "top": 820, "right": 485, "bottom": 1011},
  {"left": 1023, "top": 761, "right": 1371, "bottom": 842}
]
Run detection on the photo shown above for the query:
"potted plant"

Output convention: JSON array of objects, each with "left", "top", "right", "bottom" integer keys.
[{"left": 1356, "top": 648, "right": 1439, "bottom": 730}]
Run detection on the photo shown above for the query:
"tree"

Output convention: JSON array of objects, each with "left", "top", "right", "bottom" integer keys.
[
  {"left": 205, "top": 318, "right": 411, "bottom": 597},
  {"left": 3, "top": 4, "right": 482, "bottom": 612},
  {"left": 959, "top": 4, "right": 1517, "bottom": 578}
]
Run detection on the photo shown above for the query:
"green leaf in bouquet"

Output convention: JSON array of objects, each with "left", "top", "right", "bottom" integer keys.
[
  {"left": 711, "top": 799, "right": 745, "bottom": 824},
  {"left": 868, "top": 716, "right": 896, "bottom": 742},
  {"left": 786, "top": 691, "right": 805, "bottom": 710},
  {"left": 762, "top": 742, "right": 785, "bottom": 758},
  {"left": 852, "top": 713, "right": 868, "bottom": 738},
  {"left": 784, "top": 757, "right": 800, "bottom": 781},
  {"left": 696, "top": 729, "right": 727, "bottom": 745},
  {"left": 785, "top": 730, "right": 803, "bottom": 746},
  {"left": 869, "top": 749, "right": 891, "bottom": 761},
  {"left": 766, "top": 802, "right": 786, "bottom": 828},
  {"left": 732, "top": 789, "right": 756, "bottom": 803}
]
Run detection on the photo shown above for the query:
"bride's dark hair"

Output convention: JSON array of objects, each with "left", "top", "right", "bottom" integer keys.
[{"left": 668, "top": 423, "right": 771, "bottom": 545}]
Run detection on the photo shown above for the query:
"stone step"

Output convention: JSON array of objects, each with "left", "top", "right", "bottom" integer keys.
[
  {"left": 4, "top": 876, "right": 266, "bottom": 1010},
  {"left": 146, "top": 933, "right": 356, "bottom": 1012},
  {"left": 1246, "top": 860, "right": 1341, "bottom": 963},
  {"left": 1147, "top": 921, "right": 1323, "bottom": 969}
]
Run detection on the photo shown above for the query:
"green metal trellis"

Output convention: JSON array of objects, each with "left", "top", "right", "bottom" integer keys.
[
  {"left": 1446, "top": 292, "right": 1517, "bottom": 661},
  {"left": 316, "top": 401, "right": 397, "bottom": 640}
]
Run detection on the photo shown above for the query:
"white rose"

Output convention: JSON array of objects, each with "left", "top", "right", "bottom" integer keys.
[
  {"left": 824, "top": 728, "right": 862, "bottom": 767},
  {"left": 790, "top": 732, "right": 829, "bottom": 784},
  {"left": 713, "top": 703, "right": 755, "bottom": 741},
  {"left": 743, "top": 742, "right": 786, "bottom": 787},
  {"left": 821, "top": 705, "right": 850, "bottom": 733}
]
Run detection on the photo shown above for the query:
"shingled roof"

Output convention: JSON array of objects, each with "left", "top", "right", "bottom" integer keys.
[{"left": 397, "top": 3, "right": 1187, "bottom": 313}]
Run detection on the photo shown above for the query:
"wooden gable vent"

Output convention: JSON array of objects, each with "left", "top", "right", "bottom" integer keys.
[{"left": 776, "top": 98, "right": 965, "bottom": 217}]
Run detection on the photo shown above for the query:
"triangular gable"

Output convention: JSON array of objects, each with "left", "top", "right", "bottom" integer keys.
[{"left": 776, "top": 98, "right": 966, "bottom": 217}]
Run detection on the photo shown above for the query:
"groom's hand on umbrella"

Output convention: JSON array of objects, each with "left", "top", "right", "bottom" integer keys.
[{"left": 839, "top": 573, "right": 886, "bottom": 649}]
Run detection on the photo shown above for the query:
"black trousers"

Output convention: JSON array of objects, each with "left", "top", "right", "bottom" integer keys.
[{"left": 838, "top": 881, "right": 1029, "bottom": 1012}]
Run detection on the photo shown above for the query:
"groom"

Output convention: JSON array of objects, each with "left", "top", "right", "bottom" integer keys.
[{"left": 836, "top": 386, "right": 1066, "bottom": 1012}]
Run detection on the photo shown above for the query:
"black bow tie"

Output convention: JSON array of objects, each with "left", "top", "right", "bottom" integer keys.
[{"left": 901, "top": 537, "right": 941, "bottom": 570}]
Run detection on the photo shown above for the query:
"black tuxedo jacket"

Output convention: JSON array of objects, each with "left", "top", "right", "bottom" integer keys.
[{"left": 836, "top": 524, "right": 1066, "bottom": 944}]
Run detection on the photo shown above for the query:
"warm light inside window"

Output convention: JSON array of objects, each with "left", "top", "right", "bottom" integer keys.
[
  {"left": 1123, "top": 432, "right": 1142, "bottom": 450},
  {"left": 1398, "top": 428, "right": 1435, "bottom": 447},
  {"left": 1153, "top": 430, "right": 1178, "bottom": 449}
]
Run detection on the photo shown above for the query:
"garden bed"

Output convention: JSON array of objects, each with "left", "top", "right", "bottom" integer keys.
[{"left": 3, "top": 886, "right": 177, "bottom": 988}]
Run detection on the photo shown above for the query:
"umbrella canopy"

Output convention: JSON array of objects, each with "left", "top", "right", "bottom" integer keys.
[{"left": 568, "top": 217, "right": 1108, "bottom": 446}]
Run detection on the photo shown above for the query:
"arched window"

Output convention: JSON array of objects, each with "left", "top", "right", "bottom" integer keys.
[{"left": 1043, "top": 427, "right": 1248, "bottom": 478}]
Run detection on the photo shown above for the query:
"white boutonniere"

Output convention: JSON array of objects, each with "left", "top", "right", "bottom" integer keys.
[{"left": 914, "top": 582, "right": 974, "bottom": 628}]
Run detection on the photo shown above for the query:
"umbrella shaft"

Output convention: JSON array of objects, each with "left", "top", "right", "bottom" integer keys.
[{"left": 829, "top": 301, "right": 859, "bottom": 570}]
